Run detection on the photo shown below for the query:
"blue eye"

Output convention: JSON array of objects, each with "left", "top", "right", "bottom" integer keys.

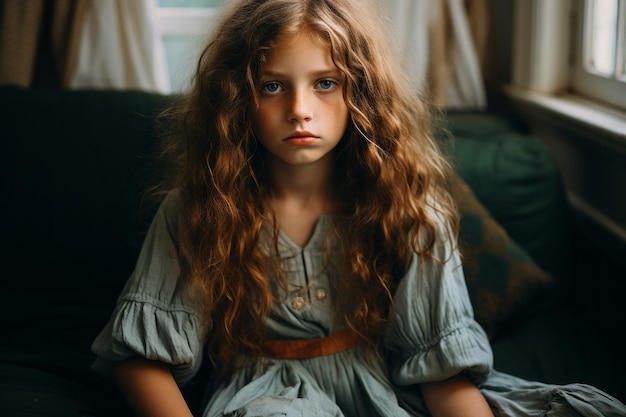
[
  {"left": 317, "top": 79, "right": 337, "bottom": 91},
  {"left": 261, "top": 82, "right": 282, "bottom": 94}
]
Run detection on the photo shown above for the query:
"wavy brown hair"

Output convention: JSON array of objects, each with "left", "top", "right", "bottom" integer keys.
[{"left": 157, "top": 0, "right": 459, "bottom": 369}]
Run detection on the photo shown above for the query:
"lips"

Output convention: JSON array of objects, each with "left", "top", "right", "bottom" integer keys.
[{"left": 284, "top": 131, "right": 319, "bottom": 145}]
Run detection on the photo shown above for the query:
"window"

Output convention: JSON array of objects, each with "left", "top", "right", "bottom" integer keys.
[
  {"left": 155, "top": 0, "right": 227, "bottom": 92},
  {"left": 511, "top": 0, "right": 626, "bottom": 112},
  {"left": 573, "top": 0, "right": 626, "bottom": 109},
  {"left": 509, "top": 0, "right": 626, "bottom": 273}
]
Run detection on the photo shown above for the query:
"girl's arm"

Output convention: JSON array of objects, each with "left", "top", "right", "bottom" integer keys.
[
  {"left": 114, "top": 357, "right": 194, "bottom": 417},
  {"left": 421, "top": 372, "right": 494, "bottom": 417}
]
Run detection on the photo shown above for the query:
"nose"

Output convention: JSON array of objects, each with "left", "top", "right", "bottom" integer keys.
[{"left": 288, "top": 89, "right": 313, "bottom": 122}]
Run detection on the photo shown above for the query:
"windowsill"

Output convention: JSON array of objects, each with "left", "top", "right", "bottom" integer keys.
[
  {"left": 504, "top": 85, "right": 626, "bottom": 265},
  {"left": 503, "top": 85, "right": 626, "bottom": 152}
]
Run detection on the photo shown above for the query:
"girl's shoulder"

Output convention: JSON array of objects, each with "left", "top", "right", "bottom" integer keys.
[
  {"left": 149, "top": 188, "right": 183, "bottom": 238},
  {"left": 423, "top": 195, "right": 455, "bottom": 234},
  {"left": 151, "top": 188, "right": 182, "bottom": 218},
  {"left": 161, "top": 188, "right": 182, "bottom": 212},
  {"left": 411, "top": 198, "right": 458, "bottom": 259}
]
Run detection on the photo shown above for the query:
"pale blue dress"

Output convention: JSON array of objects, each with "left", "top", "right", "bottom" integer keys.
[{"left": 92, "top": 191, "right": 626, "bottom": 417}]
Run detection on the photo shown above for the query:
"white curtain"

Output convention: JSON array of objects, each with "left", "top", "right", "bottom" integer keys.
[
  {"left": 67, "top": 0, "right": 485, "bottom": 103},
  {"left": 381, "top": 0, "right": 487, "bottom": 109},
  {"left": 70, "top": 0, "right": 169, "bottom": 93},
  {"left": 379, "top": 0, "right": 432, "bottom": 98}
]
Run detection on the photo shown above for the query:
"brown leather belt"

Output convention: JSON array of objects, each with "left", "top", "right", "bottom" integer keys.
[{"left": 260, "top": 329, "right": 365, "bottom": 359}]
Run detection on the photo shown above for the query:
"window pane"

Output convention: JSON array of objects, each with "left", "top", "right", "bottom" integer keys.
[
  {"left": 163, "top": 35, "right": 204, "bottom": 92},
  {"left": 586, "top": 0, "right": 618, "bottom": 75},
  {"left": 573, "top": 0, "right": 626, "bottom": 109},
  {"left": 622, "top": 41, "right": 626, "bottom": 79},
  {"left": 615, "top": 0, "right": 626, "bottom": 81},
  {"left": 158, "top": 0, "right": 225, "bottom": 7}
]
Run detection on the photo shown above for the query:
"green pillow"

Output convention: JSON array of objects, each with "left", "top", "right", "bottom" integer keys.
[
  {"left": 441, "top": 113, "right": 571, "bottom": 283},
  {"left": 452, "top": 174, "right": 554, "bottom": 339}
]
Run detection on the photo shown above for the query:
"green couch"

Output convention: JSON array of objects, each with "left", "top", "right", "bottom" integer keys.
[{"left": 1, "top": 86, "right": 623, "bottom": 416}]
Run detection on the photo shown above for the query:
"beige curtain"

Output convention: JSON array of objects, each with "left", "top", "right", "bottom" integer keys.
[
  {"left": 1, "top": 0, "right": 487, "bottom": 97},
  {"left": 0, "top": 0, "right": 167, "bottom": 92},
  {"left": 382, "top": 0, "right": 489, "bottom": 109},
  {"left": 0, "top": 0, "right": 86, "bottom": 88},
  {"left": 70, "top": 0, "right": 169, "bottom": 92}
]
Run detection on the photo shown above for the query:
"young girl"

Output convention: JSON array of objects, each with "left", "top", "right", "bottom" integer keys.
[{"left": 92, "top": 0, "right": 626, "bottom": 416}]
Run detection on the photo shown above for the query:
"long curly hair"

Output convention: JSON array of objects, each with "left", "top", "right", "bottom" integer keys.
[{"left": 157, "top": 0, "right": 459, "bottom": 369}]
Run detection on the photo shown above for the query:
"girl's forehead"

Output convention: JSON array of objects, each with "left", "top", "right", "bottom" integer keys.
[
  {"left": 262, "top": 32, "right": 334, "bottom": 71},
  {"left": 272, "top": 27, "right": 329, "bottom": 51}
]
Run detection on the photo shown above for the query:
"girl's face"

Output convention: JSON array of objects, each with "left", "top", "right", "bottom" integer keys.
[{"left": 253, "top": 32, "right": 349, "bottom": 168}]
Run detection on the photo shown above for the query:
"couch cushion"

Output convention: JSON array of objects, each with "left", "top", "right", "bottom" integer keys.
[
  {"left": 0, "top": 86, "right": 169, "bottom": 298},
  {"left": 452, "top": 174, "right": 553, "bottom": 339},
  {"left": 439, "top": 113, "right": 571, "bottom": 283},
  {"left": 0, "top": 287, "right": 132, "bottom": 416},
  {"left": 492, "top": 307, "right": 626, "bottom": 403},
  {"left": 0, "top": 362, "right": 131, "bottom": 417}
]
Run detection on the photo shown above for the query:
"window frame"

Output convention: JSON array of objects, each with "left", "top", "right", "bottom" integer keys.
[
  {"left": 152, "top": 0, "right": 224, "bottom": 92},
  {"left": 572, "top": 0, "right": 626, "bottom": 109},
  {"left": 512, "top": 0, "right": 626, "bottom": 112},
  {"left": 511, "top": 0, "right": 571, "bottom": 94}
]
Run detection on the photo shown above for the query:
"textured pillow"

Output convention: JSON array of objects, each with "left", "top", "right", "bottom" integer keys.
[
  {"left": 442, "top": 112, "right": 570, "bottom": 283},
  {"left": 451, "top": 174, "right": 554, "bottom": 339}
]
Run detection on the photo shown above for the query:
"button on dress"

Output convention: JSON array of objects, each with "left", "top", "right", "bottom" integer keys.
[{"left": 92, "top": 191, "right": 626, "bottom": 417}]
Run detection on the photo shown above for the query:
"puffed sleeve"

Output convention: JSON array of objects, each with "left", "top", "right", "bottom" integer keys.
[
  {"left": 91, "top": 190, "right": 204, "bottom": 386},
  {"left": 384, "top": 219, "right": 493, "bottom": 387}
]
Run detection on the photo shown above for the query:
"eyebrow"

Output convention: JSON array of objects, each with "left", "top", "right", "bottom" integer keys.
[{"left": 260, "top": 69, "right": 342, "bottom": 78}]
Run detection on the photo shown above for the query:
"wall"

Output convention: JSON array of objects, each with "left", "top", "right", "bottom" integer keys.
[{"left": 487, "top": 0, "right": 626, "bottom": 269}]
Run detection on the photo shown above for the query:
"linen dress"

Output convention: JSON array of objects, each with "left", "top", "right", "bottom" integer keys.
[{"left": 92, "top": 191, "right": 626, "bottom": 417}]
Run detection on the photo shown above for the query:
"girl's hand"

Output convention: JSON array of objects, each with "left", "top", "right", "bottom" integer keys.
[{"left": 421, "top": 372, "right": 495, "bottom": 417}]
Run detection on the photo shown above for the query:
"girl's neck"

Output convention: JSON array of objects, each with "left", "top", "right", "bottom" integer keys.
[
  {"left": 266, "top": 154, "right": 337, "bottom": 247},
  {"left": 267, "top": 153, "right": 336, "bottom": 213}
]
